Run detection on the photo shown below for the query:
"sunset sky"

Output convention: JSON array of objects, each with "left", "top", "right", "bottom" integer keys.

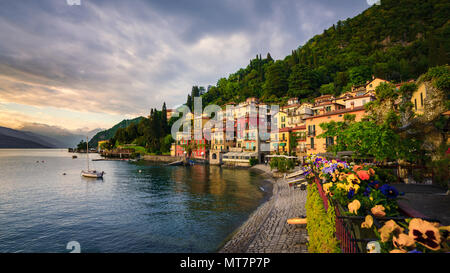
[{"left": 0, "top": 0, "right": 371, "bottom": 132}]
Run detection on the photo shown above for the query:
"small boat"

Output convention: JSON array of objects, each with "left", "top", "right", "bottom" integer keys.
[
  {"left": 72, "top": 155, "right": 77, "bottom": 159},
  {"left": 81, "top": 170, "right": 105, "bottom": 178},
  {"left": 81, "top": 136, "right": 104, "bottom": 179},
  {"left": 287, "top": 177, "right": 305, "bottom": 183},
  {"left": 285, "top": 169, "right": 305, "bottom": 179},
  {"left": 168, "top": 160, "right": 183, "bottom": 166}
]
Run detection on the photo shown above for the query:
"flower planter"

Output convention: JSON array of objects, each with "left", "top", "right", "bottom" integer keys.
[{"left": 334, "top": 200, "right": 379, "bottom": 253}]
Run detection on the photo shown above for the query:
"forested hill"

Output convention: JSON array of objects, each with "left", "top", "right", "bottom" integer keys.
[
  {"left": 88, "top": 117, "right": 144, "bottom": 148},
  {"left": 199, "top": 0, "right": 449, "bottom": 107}
]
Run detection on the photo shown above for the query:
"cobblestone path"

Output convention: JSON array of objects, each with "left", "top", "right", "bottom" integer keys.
[{"left": 219, "top": 176, "right": 308, "bottom": 253}]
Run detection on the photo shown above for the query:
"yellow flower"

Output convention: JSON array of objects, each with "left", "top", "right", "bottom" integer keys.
[
  {"left": 361, "top": 215, "right": 373, "bottom": 229},
  {"left": 369, "top": 196, "right": 373, "bottom": 201},
  {"left": 338, "top": 173, "right": 347, "bottom": 181},
  {"left": 371, "top": 205, "right": 386, "bottom": 218},
  {"left": 393, "top": 233, "right": 416, "bottom": 250},
  {"left": 348, "top": 199, "right": 361, "bottom": 215},
  {"left": 408, "top": 218, "right": 441, "bottom": 251},
  {"left": 323, "top": 183, "right": 333, "bottom": 195},
  {"left": 337, "top": 183, "right": 346, "bottom": 191},
  {"left": 347, "top": 174, "right": 360, "bottom": 184},
  {"left": 378, "top": 220, "right": 404, "bottom": 243}
]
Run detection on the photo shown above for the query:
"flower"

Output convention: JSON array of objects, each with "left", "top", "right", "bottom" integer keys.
[
  {"left": 352, "top": 165, "right": 363, "bottom": 172},
  {"left": 338, "top": 173, "right": 347, "bottom": 181},
  {"left": 363, "top": 187, "right": 372, "bottom": 197},
  {"left": 347, "top": 174, "right": 360, "bottom": 184},
  {"left": 348, "top": 199, "right": 361, "bottom": 215},
  {"left": 393, "top": 233, "right": 416, "bottom": 250},
  {"left": 368, "top": 168, "right": 375, "bottom": 176},
  {"left": 347, "top": 188, "right": 355, "bottom": 199},
  {"left": 371, "top": 205, "right": 386, "bottom": 217},
  {"left": 369, "top": 180, "right": 380, "bottom": 189},
  {"left": 323, "top": 183, "right": 333, "bottom": 195},
  {"left": 378, "top": 220, "right": 404, "bottom": 243},
  {"left": 408, "top": 218, "right": 441, "bottom": 251},
  {"left": 390, "top": 249, "right": 407, "bottom": 253},
  {"left": 357, "top": 170, "right": 370, "bottom": 180},
  {"left": 361, "top": 215, "right": 373, "bottom": 229},
  {"left": 380, "top": 184, "right": 399, "bottom": 199}
]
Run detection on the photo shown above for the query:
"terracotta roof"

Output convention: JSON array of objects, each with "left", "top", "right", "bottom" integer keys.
[
  {"left": 282, "top": 103, "right": 300, "bottom": 109},
  {"left": 344, "top": 94, "right": 375, "bottom": 101},
  {"left": 291, "top": 125, "right": 306, "bottom": 131},
  {"left": 279, "top": 127, "right": 292, "bottom": 132},
  {"left": 305, "top": 106, "right": 366, "bottom": 119},
  {"left": 443, "top": 110, "right": 450, "bottom": 116}
]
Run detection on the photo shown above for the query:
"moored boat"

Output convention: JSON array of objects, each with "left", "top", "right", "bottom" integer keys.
[{"left": 81, "top": 136, "right": 104, "bottom": 179}]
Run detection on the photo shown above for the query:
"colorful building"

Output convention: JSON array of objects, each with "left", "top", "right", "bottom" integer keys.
[{"left": 305, "top": 106, "right": 367, "bottom": 155}]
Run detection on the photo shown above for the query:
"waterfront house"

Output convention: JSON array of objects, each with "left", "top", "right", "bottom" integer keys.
[{"left": 305, "top": 106, "right": 367, "bottom": 155}]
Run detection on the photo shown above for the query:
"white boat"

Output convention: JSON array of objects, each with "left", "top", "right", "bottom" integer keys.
[
  {"left": 81, "top": 136, "right": 104, "bottom": 179},
  {"left": 81, "top": 170, "right": 104, "bottom": 178},
  {"left": 285, "top": 169, "right": 305, "bottom": 179}
]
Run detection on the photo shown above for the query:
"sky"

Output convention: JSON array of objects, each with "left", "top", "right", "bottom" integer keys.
[{"left": 0, "top": 0, "right": 372, "bottom": 132}]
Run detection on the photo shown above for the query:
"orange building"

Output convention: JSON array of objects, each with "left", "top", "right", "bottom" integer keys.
[{"left": 305, "top": 106, "right": 366, "bottom": 155}]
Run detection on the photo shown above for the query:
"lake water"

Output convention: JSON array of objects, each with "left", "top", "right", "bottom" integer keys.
[{"left": 0, "top": 149, "right": 269, "bottom": 253}]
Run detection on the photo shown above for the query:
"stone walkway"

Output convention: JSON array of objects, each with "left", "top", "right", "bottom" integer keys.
[{"left": 219, "top": 169, "right": 308, "bottom": 253}]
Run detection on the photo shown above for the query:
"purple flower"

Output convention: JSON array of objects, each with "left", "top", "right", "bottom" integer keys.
[
  {"left": 380, "top": 184, "right": 399, "bottom": 199},
  {"left": 363, "top": 187, "right": 372, "bottom": 197},
  {"left": 408, "top": 249, "right": 422, "bottom": 253},
  {"left": 347, "top": 189, "right": 355, "bottom": 199}
]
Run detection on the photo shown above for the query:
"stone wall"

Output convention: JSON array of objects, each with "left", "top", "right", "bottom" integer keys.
[{"left": 142, "top": 155, "right": 183, "bottom": 163}]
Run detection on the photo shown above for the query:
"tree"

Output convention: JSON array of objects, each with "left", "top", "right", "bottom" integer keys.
[
  {"left": 288, "top": 64, "right": 319, "bottom": 98},
  {"left": 349, "top": 65, "right": 372, "bottom": 86},
  {"left": 263, "top": 61, "right": 288, "bottom": 99},
  {"left": 77, "top": 140, "right": 88, "bottom": 151}
]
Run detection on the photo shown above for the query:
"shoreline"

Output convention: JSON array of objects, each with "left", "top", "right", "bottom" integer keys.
[{"left": 218, "top": 164, "right": 308, "bottom": 253}]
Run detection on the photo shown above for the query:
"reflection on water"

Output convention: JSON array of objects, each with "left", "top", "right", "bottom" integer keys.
[{"left": 0, "top": 149, "right": 267, "bottom": 253}]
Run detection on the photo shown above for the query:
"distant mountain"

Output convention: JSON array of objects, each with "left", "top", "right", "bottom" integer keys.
[
  {"left": 18, "top": 123, "right": 104, "bottom": 148},
  {"left": 89, "top": 117, "right": 144, "bottom": 148},
  {"left": 0, "top": 126, "right": 58, "bottom": 148}
]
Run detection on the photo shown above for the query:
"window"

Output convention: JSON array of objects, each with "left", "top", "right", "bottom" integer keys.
[
  {"left": 310, "top": 138, "right": 314, "bottom": 149},
  {"left": 420, "top": 93, "right": 423, "bottom": 107},
  {"left": 414, "top": 99, "right": 417, "bottom": 110}
]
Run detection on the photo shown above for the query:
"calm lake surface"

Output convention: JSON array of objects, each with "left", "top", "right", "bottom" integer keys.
[{"left": 0, "top": 149, "right": 269, "bottom": 253}]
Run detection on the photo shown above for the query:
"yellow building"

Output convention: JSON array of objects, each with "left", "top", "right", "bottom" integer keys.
[
  {"left": 365, "top": 77, "right": 389, "bottom": 93},
  {"left": 305, "top": 106, "right": 367, "bottom": 155},
  {"left": 411, "top": 82, "right": 428, "bottom": 115},
  {"left": 97, "top": 140, "right": 109, "bottom": 151}
]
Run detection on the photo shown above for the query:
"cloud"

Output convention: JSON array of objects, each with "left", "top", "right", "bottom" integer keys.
[{"left": 0, "top": 0, "right": 369, "bottom": 130}]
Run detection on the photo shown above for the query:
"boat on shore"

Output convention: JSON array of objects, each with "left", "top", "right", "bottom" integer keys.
[{"left": 285, "top": 169, "right": 305, "bottom": 179}]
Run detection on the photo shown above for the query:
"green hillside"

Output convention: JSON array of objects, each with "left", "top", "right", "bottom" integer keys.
[
  {"left": 88, "top": 117, "right": 144, "bottom": 148},
  {"left": 200, "top": 0, "right": 449, "bottom": 106}
]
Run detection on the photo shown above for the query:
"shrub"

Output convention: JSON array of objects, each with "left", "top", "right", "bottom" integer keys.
[
  {"left": 269, "top": 157, "right": 295, "bottom": 172},
  {"left": 249, "top": 158, "right": 258, "bottom": 166},
  {"left": 306, "top": 183, "right": 341, "bottom": 253}
]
